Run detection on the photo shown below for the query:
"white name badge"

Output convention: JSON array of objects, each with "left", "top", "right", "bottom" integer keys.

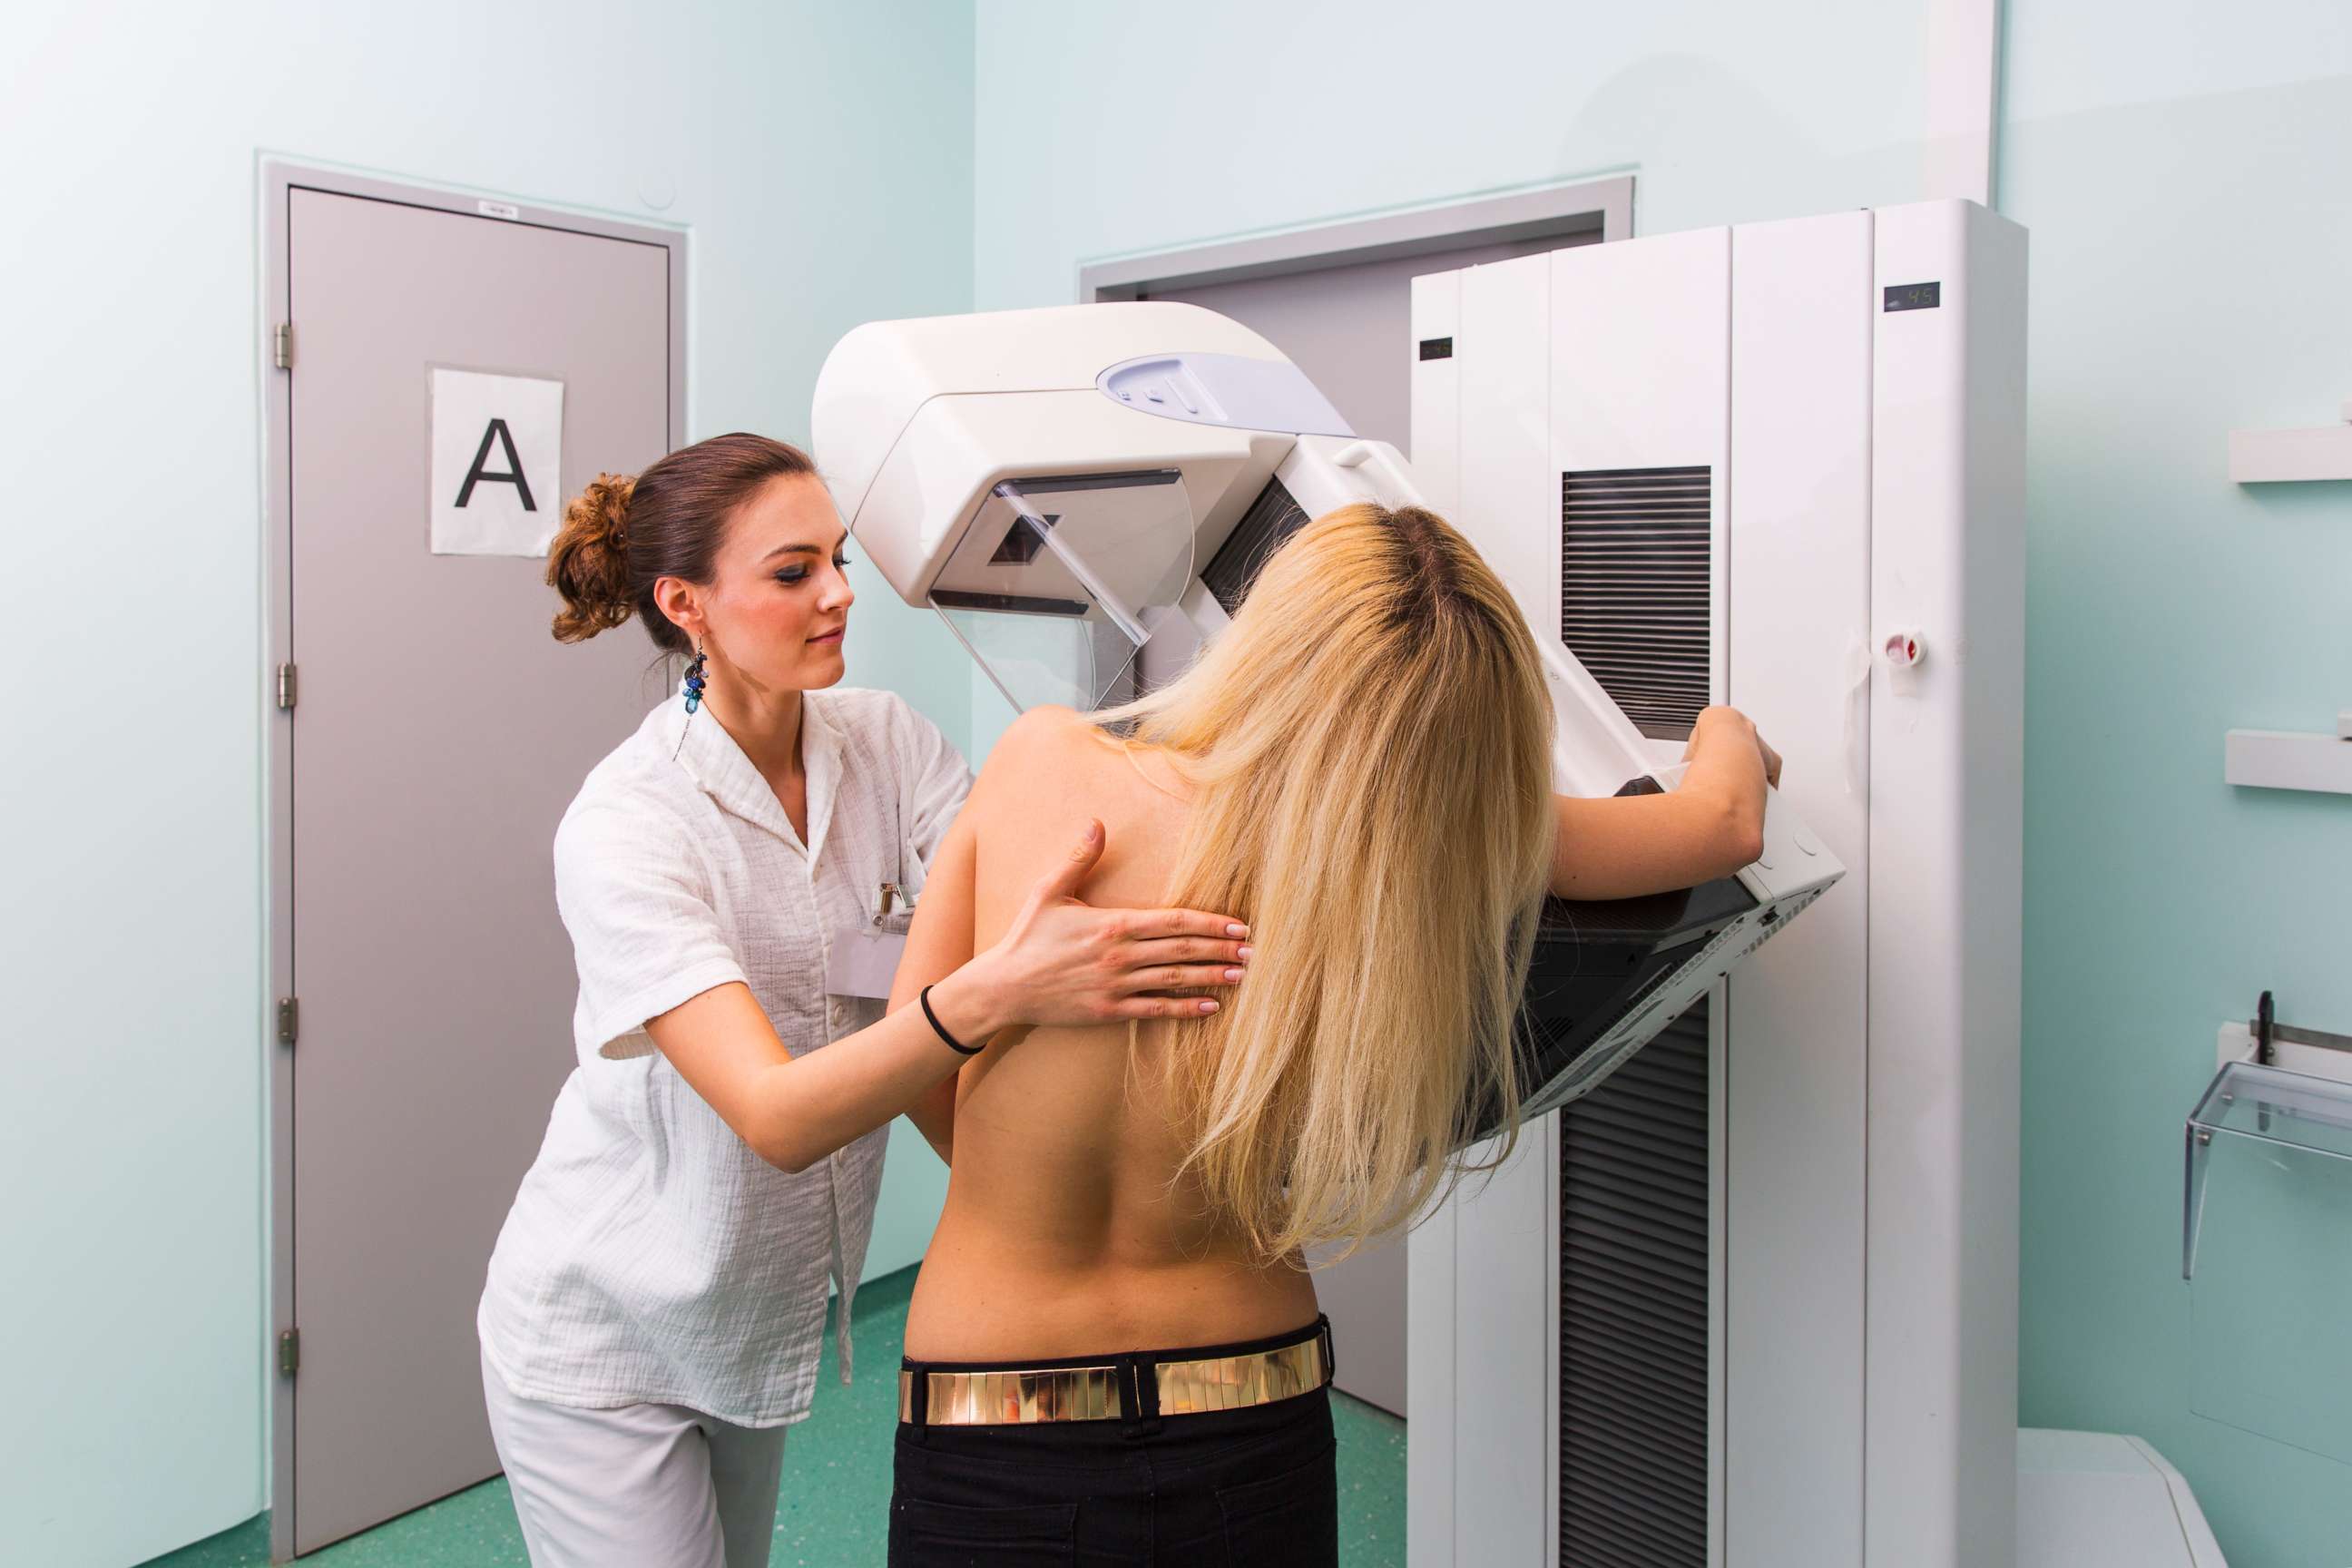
[{"left": 826, "top": 926, "right": 908, "bottom": 1001}]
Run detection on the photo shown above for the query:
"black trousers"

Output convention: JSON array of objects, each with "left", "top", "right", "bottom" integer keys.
[{"left": 888, "top": 1318, "right": 1339, "bottom": 1566}]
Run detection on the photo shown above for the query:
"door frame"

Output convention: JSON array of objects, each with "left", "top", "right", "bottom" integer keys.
[
  {"left": 260, "top": 160, "right": 686, "bottom": 1562},
  {"left": 1076, "top": 173, "right": 1633, "bottom": 302}
]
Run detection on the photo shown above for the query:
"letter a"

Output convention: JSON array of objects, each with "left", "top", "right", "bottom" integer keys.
[{"left": 455, "top": 417, "right": 537, "bottom": 511}]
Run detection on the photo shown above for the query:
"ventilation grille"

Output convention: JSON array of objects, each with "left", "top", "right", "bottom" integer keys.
[
  {"left": 1560, "top": 999, "right": 1710, "bottom": 1568},
  {"left": 1201, "top": 476, "right": 1311, "bottom": 616},
  {"left": 1561, "top": 466, "right": 1711, "bottom": 739}
]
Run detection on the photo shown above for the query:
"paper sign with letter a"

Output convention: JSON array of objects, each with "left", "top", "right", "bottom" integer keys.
[{"left": 429, "top": 368, "right": 564, "bottom": 556}]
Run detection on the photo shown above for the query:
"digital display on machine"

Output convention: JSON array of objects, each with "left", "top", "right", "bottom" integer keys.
[{"left": 1884, "top": 280, "right": 1942, "bottom": 311}]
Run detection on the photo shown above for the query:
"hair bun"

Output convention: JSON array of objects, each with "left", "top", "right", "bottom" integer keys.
[{"left": 545, "top": 472, "right": 640, "bottom": 642}]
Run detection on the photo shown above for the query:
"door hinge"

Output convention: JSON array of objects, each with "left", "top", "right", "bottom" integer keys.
[
  {"left": 278, "top": 1328, "right": 300, "bottom": 1378},
  {"left": 277, "top": 996, "right": 299, "bottom": 1046},
  {"left": 273, "top": 322, "right": 294, "bottom": 370},
  {"left": 276, "top": 662, "right": 298, "bottom": 710}
]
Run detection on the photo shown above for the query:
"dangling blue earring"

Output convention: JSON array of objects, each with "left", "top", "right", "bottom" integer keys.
[{"left": 671, "top": 643, "right": 709, "bottom": 762}]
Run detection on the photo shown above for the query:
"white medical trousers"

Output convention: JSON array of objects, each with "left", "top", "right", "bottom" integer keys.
[{"left": 482, "top": 1348, "right": 789, "bottom": 1568}]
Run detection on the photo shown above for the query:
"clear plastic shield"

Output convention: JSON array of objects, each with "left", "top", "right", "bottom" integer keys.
[{"left": 929, "top": 470, "right": 1198, "bottom": 713}]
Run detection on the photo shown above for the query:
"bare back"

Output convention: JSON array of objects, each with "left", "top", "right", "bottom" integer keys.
[{"left": 900, "top": 710, "right": 1318, "bottom": 1360}]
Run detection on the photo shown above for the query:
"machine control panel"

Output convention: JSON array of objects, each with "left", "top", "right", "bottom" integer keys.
[{"left": 1096, "top": 352, "right": 1354, "bottom": 437}]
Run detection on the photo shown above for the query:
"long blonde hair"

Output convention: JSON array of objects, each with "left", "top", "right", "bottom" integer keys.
[{"left": 1099, "top": 503, "right": 1555, "bottom": 1264}]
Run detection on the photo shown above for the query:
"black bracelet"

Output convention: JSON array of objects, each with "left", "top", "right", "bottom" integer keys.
[{"left": 919, "top": 985, "right": 985, "bottom": 1055}]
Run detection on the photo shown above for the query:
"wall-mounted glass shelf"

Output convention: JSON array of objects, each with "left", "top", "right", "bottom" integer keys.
[
  {"left": 2183, "top": 1051, "right": 2352, "bottom": 1463},
  {"left": 2183, "top": 1059, "right": 2352, "bottom": 1279}
]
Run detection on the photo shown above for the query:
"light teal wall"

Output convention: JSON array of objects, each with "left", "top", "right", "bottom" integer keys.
[
  {"left": 2000, "top": 5, "right": 2352, "bottom": 1563},
  {"left": 972, "top": 0, "right": 1934, "bottom": 309},
  {"left": 965, "top": 0, "right": 1940, "bottom": 750},
  {"left": 0, "top": 4, "right": 970, "bottom": 1564}
]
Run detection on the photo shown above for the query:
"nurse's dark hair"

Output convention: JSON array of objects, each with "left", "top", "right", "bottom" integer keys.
[{"left": 545, "top": 432, "right": 818, "bottom": 652}]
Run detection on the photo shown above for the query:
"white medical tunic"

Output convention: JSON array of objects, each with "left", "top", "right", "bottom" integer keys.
[{"left": 479, "top": 686, "right": 970, "bottom": 1426}]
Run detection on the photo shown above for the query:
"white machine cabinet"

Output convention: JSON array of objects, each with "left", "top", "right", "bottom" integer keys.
[{"left": 1406, "top": 200, "right": 2031, "bottom": 1568}]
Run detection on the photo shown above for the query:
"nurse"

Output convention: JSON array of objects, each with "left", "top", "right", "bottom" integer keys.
[{"left": 476, "top": 432, "right": 1250, "bottom": 1568}]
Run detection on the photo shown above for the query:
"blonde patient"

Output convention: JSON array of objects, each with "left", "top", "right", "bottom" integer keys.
[{"left": 884, "top": 502, "right": 1774, "bottom": 1566}]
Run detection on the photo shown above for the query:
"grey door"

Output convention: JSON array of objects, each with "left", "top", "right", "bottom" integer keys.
[
  {"left": 1139, "top": 230, "right": 1596, "bottom": 1417},
  {"left": 279, "top": 182, "right": 680, "bottom": 1554}
]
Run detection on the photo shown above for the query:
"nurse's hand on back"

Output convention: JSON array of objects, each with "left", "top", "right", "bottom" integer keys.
[{"left": 649, "top": 814, "right": 1245, "bottom": 1175}]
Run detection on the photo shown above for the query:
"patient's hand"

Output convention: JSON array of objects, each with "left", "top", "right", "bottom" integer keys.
[{"left": 1682, "top": 705, "right": 1781, "bottom": 788}]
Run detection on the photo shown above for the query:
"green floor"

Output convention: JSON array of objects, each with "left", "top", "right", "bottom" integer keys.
[{"left": 151, "top": 1267, "right": 1406, "bottom": 1567}]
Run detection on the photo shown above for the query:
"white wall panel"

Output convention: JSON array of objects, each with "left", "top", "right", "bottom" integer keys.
[
  {"left": 1453, "top": 254, "right": 1555, "bottom": 661},
  {"left": 1407, "top": 271, "right": 1463, "bottom": 516},
  {"left": 1864, "top": 200, "right": 2026, "bottom": 1568},
  {"left": 1409, "top": 253, "right": 1556, "bottom": 1568},
  {"left": 1448, "top": 1126, "right": 1558, "bottom": 1568},
  {"left": 1405, "top": 266, "right": 1464, "bottom": 1567},
  {"left": 1724, "top": 209, "right": 1876, "bottom": 1568}
]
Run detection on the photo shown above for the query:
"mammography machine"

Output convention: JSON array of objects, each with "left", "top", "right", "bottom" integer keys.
[
  {"left": 814, "top": 301, "right": 1841, "bottom": 1132},
  {"left": 812, "top": 197, "right": 2221, "bottom": 1567}
]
